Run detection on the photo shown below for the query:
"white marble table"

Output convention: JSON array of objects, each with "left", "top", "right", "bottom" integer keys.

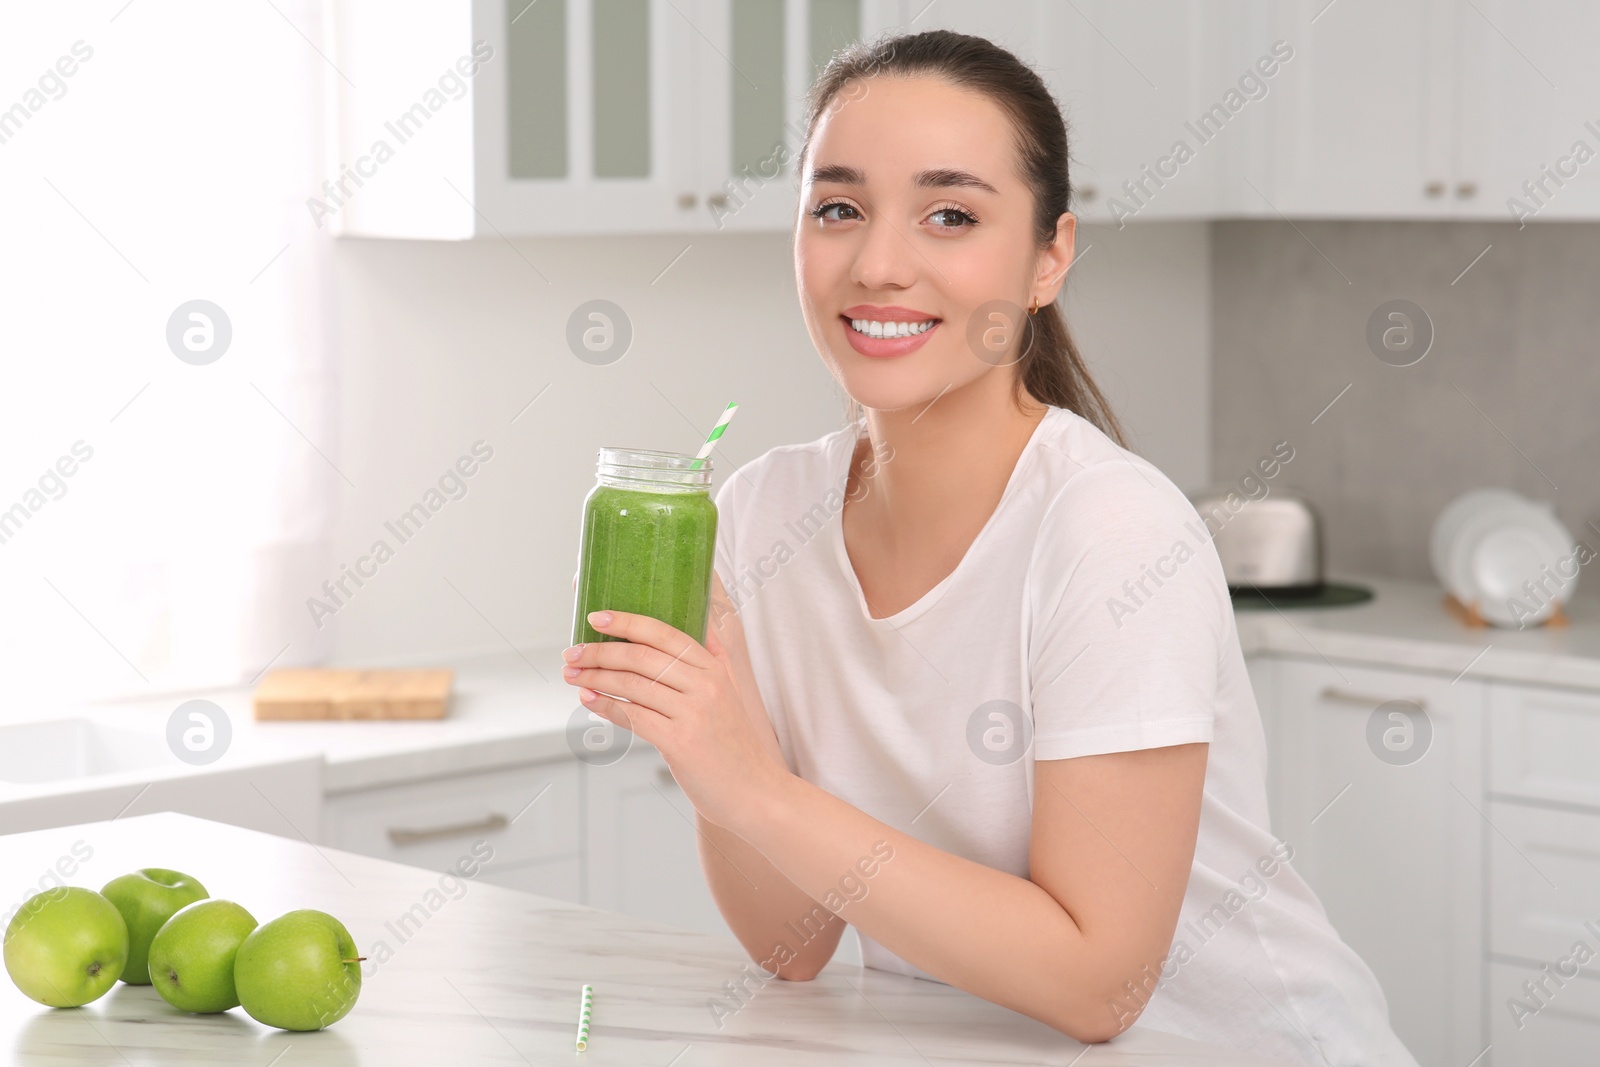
[{"left": 1, "top": 814, "right": 1298, "bottom": 1066}]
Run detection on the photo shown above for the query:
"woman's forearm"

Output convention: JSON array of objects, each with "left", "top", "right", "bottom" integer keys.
[
  {"left": 728, "top": 770, "right": 1127, "bottom": 1042},
  {"left": 695, "top": 812, "right": 847, "bottom": 980}
]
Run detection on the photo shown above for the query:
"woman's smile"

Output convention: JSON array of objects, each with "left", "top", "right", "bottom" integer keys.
[{"left": 839, "top": 303, "right": 943, "bottom": 358}]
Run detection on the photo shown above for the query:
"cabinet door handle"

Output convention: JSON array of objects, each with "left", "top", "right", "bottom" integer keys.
[
  {"left": 656, "top": 765, "right": 678, "bottom": 788},
  {"left": 1319, "top": 686, "right": 1428, "bottom": 712},
  {"left": 1424, "top": 181, "right": 1446, "bottom": 198},
  {"left": 387, "top": 813, "right": 508, "bottom": 847},
  {"left": 707, "top": 193, "right": 730, "bottom": 209},
  {"left": 1078, "top": 184, "right": 1099, "bottom": 203},
  {"left": 1455, "top": 181, "right": 1478, "bottom": 199}
]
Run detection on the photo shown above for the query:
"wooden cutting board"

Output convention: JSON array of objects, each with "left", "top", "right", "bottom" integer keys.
[{"left": 253, "top": 668, "right": 454, "bottom": 720}]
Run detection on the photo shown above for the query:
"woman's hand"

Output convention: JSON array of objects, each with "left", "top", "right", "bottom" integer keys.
[{"left": 560, "top": 572, "right": 788, "bottom": 833}]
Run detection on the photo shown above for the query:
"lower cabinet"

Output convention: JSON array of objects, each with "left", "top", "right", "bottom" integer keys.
[
  {"left": 321, "top": 760, "right": 582, "bottom": 898},
  {"left": 1256, "top": 654, "right": 1600, "bottom": 1067},
  {"left": 1488, "top": 961, "right": 1600, "bottom": 1064},
  {"left": 1266, "top": 656, "right": 1486, "bottom": 1067},
  {"left": 1483, "top": 681, "right": 1600, "bottom": 1066},
  {"left": 316, "top": 745, "right": 754, "bottom": 951},
  {"left": 1244, "top": 653, "right": 1280, "bottom": 831},
  {"left": 583, "top": 742, "right": 734, "bottom": 940}
]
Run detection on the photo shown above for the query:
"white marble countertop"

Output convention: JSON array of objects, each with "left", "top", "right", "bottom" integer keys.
[
  {"left": 0, "top": 813, "right": 1297, "bottom": 1066},
  {"left": 9, "top": 574, "right": 1600, "bottom": 806}
]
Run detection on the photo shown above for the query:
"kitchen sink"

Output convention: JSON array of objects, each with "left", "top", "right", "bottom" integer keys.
[{"left": 0, "top": 718, "right": 172, "bottom": 784}]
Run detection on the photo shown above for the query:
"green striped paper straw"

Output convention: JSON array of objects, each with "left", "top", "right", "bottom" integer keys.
[
  {"left": 575, "top": 983, "right": 593, "bottom": 1051},
  {"left": 687, "top": 401, "right": 738, "bottom": 470}
]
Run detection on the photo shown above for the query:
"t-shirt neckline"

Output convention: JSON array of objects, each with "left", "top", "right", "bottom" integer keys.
[{"left": 830, "top": 406, "right": 1060, "bottom": 627}]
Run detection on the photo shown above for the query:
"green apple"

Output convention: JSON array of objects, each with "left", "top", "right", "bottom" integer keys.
[
  {"left": 147, "top": 899, "right": 258, "bottom": 1013},
  {"left": 234, "top": 910, "right": 363, "bottom": 1031},
  {"left": 101, "top": 868, "right": 208, "bottom": 985},
  {"left": 3, "top": 886, "right": 128, "bottom": 1007}
]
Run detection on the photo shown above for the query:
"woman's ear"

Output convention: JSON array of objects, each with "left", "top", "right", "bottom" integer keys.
[{"left": 1033, "top": 210, "right": 1078, "bottom": 307}]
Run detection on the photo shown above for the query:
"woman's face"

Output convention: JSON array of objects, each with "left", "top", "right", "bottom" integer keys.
[{"left": 794, "top": 74, "right": 1074, "bottom": 414}]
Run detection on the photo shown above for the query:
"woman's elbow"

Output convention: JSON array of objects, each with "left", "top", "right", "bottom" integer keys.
[
  {"left": 1040, "top": 976, "right": 1147, "bottom": 1045},
  {"left": 1042, "top": 1012, "right": 1136, "bottom": 1046}
]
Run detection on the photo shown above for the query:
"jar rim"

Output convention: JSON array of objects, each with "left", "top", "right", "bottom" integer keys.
[
  {"left": 596, "top": 447, "right": 713, "bottom": 490},
  {"left": 597, "top": 447, "right": 710, "bottom": 469}
]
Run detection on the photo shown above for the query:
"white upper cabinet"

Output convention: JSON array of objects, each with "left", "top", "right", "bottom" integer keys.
[
  {"left": 1044, "top": 1, "right": 1241, "bottom": 224},
  {"left": 324, "top": 0, "right": 1600, "bottom": 235},
  {"left": 693, "top": 0, "right": 881, "bottom": 232},
  {"left": 1454, "top": 0, "right": 1600, "bottom": 222},
  {"left": 326, "top": 0, "right": 870, "bottom": 237},
  {"left": 1248, "top": 0, "right": 1456, "bottom": 218},
  {"left": 1248, "top": 0, "right": 1600, "bottom": 220}
]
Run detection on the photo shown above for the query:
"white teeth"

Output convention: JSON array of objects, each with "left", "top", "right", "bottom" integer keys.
[{"left": 849, "top": 318, "right": 937, "bottom": 338}]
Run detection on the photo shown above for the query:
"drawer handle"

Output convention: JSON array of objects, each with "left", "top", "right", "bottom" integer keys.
[
  {"left": 1319, "top": 686, "right": 1428, "bottom": 712},
  {"left": 387, "top": 813, "right": 508, "bottom": 847}
]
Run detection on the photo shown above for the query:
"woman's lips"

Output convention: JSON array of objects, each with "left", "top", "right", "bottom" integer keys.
[{"left": 840, "top": 315, "right": 942, "bottom": 359}]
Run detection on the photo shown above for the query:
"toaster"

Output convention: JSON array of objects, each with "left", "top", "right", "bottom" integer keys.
[{"left": 1188, "top": 488, "right": 1324, "bottom": 592}]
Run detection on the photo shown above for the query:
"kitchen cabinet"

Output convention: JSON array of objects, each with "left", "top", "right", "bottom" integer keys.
[
  {"left": 319, "top": 746, "right": 737, "bottom": 941},
  {"left": 1488, "top": 960, "right": 1600, "bottom": 1066},
  {"left": 325, "top": 0, "right": 872, "bottom": 237},
  {"left": 1258, "top": 655, "right": 1600, "bottom": 1067},
  {"left": 1042, "top": 1, "right": 1250, "bottom": 224},
  {"left": 1482, "top": 681, "right": 1600, "bottom": 1066},
  {"left": 321, "top": 759, "right": 583, "bottom": 899},
  {"left": 1455, "top": 0, "right": 1600, "bottom": 222},
  {"left": 1247, "top": 0, "right": 1455, "bottom": 217},
  {"left": 1486, "top": 800, "right": 1600, "bottom": 974},
  {"left": 1244, "top": 653, "right": 1281, "bottom": 832},
  {"left": 1270, "top": 657, "right": 1485, "bottom": 1067},
  {"left": 583, "top": 740, "right": 734, "bottom": 939},
  {"left": 1249, "top": 0, "right": 1600, "bottom": 220},
  {"left": 325, "top": 0, "right": 1600, "bottom": 234},
  {"left": 1488, "top": 681, "right": 1600, "bottom": 810}
]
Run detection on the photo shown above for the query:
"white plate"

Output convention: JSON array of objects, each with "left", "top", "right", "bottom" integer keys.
[
  {"left": 1448, "top": 497, "right": 1577, "bottom": 627},
  {"left": 1430, "top": 488, "right": 1525, "bottom": 588}
]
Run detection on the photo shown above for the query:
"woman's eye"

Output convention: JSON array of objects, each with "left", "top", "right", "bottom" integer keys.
[
  {"left": 811, "top": 201, "right": 860, "bottom": 222},
  {"left": 928, "top": 207, "right": 977, "bottom": 229}
]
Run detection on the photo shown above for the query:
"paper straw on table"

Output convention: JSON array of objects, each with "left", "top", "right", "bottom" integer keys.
[
  {"left": 575, "top": 983, "right": 593, "bottom": 1051},
  {"left": 688, "top": 402, "right": 738, "bottom": 470}
]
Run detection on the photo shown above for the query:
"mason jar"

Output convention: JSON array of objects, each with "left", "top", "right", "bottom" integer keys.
[{"left": 571, "top": 448, "right": 718, "bottom": 646}]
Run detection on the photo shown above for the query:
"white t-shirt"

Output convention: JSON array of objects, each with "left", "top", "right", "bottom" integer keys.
[{"left": 712, "top": 404, "right": 1419, "bottom": 1067}]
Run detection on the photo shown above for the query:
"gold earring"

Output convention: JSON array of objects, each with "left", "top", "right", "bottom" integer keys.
[{"left": 1029, "top": 296, "right": 1039, "bottom": 315}]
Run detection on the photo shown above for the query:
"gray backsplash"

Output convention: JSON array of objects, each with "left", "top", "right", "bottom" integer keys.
[{"left": 1211, "top": 220, "right": 1600, "bottom": 582}]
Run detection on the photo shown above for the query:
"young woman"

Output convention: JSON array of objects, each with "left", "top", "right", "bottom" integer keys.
[{"left": 561, "top": 30, "right": 1419, "bottom": 1066}]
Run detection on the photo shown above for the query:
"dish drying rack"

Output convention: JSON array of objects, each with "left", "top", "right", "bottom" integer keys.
[{"left": 1443, "top": 592, "right": 1570, "bottom": 629}]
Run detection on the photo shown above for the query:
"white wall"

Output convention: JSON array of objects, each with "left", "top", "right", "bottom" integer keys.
[{"left": 322, "top": 223, "right": 1210, "bottom": 664}]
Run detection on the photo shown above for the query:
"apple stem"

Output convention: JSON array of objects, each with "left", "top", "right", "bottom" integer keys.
[{"left": 342, "top": 957, "right": 367, "bottom": 963}]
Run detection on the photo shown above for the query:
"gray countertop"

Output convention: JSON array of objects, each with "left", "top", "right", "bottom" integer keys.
[{"left": 1, "top": 813, "right": 1297, "bottom": 1066}]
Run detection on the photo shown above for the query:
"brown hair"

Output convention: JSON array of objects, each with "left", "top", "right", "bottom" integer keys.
[{"left": 797, "top": 29, "right": 1128, "bottom": 448}]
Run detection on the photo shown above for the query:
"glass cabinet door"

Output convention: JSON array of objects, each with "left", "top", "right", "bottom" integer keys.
[
  {"left": 697, "top": 0, "right": 862, "bottom": 231},
  {"left": 479, "top": 0, "right": 702, "bottom": 234},
  {"left": 475, "top": 0, "right": 865, "bottom": 234}
]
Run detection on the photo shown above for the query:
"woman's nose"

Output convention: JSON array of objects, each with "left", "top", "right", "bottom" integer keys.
[{"left": 848, "top": 214, "right": 920, "bottom": 291}]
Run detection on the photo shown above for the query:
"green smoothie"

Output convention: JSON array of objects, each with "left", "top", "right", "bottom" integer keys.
[{"left": 572, "top": 483, "right": 718, "bottom": 645}]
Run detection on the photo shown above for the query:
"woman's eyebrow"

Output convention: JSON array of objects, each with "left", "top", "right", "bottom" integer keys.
[{"left": 808, "top": 163, "right": 998, "bottom": 195}]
